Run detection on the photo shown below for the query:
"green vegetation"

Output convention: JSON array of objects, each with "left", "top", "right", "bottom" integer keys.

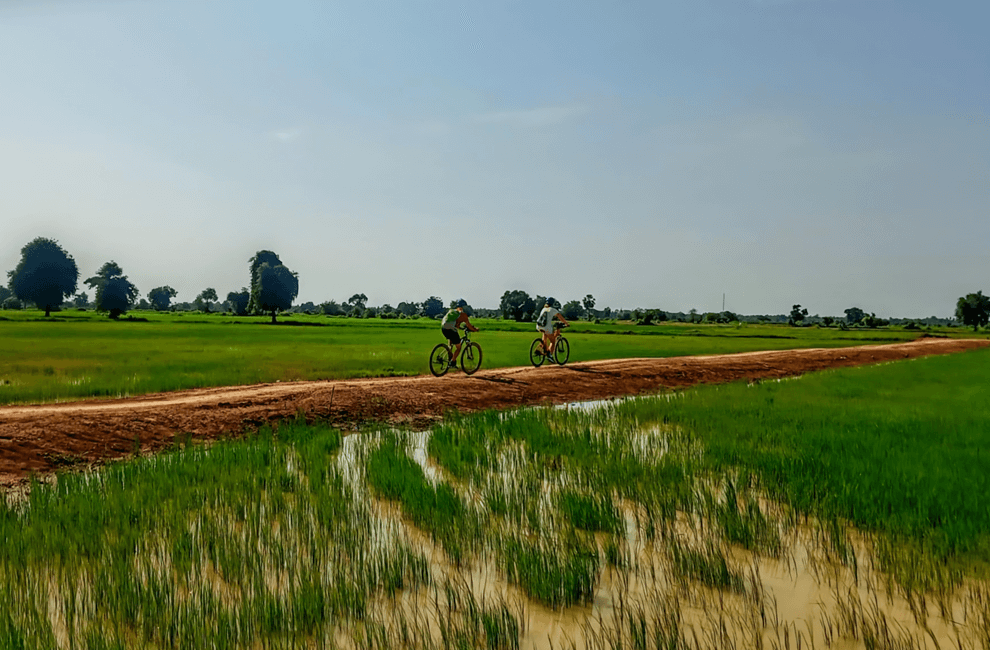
[
  {"left": 2, "top": 309, "right": 974, "bottom": 405},
  {"left": 2, "top": 349, "right": 990, "bottom": 646},
  {"left": 614, "top": 346, "right": 990, "bottom": 581}
]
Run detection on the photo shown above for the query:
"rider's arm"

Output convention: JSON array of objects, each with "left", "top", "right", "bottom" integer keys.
[
  {"left": 457, "top": 313, "right": 479, "bottom": 332},
  {"left": 554, "top": 312, "right": 569, "bottom": 326}
]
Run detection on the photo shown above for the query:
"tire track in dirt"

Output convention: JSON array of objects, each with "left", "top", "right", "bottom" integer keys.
[{"left": 0, "top": 337, "right": 985, "bottom": 484}]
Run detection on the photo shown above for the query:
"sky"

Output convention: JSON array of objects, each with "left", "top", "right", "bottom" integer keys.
[{"left": 1, "top": 0, "right": 987, "bottom": 318}]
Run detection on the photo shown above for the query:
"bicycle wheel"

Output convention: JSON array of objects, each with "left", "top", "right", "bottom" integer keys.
[
  {"left": 554, "top": 337, "right": 570, "bottom": 365},
  {"left": 429, "top": 344, "right": 452, "bottom": 377},
  {"left": 460, "top": 342, "right": 483, "bottom": 375},
  {"left": 529, "top": 338, "right": 547, "bottom": 367}
]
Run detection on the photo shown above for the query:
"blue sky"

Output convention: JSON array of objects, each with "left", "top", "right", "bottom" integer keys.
[{"left": 1, "top": 0, "right": 987, "bottom": 317}]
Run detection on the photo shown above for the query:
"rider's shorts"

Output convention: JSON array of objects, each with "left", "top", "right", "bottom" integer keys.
[{"left": 442, "top": 327, "right": 460, "bottom": 345}]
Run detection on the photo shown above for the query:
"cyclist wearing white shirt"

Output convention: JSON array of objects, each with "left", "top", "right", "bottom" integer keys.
[{"left": 535, "top": 297, "right": 568, "bottom": 358}]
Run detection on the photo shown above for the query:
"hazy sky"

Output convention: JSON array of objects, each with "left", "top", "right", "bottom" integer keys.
[{"left": 1, "top": 0, "right": 987, "bottom": 317}]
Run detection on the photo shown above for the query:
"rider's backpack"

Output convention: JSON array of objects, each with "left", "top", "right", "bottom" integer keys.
[{"left": 536, "top": 309, "right": 549, "bottom": 328}]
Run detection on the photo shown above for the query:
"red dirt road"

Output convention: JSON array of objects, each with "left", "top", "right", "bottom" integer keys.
[{"left": 0, "top": 337, "right": 985, "bottom": 484}]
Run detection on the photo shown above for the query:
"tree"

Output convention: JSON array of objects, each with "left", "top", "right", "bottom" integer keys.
[
  {"left": 862, "top": 312, "right": 889, "bottom": 328},
  {"left": 247, "top": 251, "right": 282, "bottom": 315},
  {"left": 396, "top": 301, "right": 420, "bottom": 317},
  {"left": 227, "top": 289, "right": 250, "bottom": 315},
  {"left": 347, "top": 293, "right": 368, "bottom": 311},
  {"left": 147, "top": 286, "right": 178, "bottom": 311},
  {"left": 562, "top": 300, "right": 585, "bottom": 320},
  {"left": 0, "top": 287, "right": 11, "bottom": 304},
  {"left": 499, "top": 290, "right": 536, "bottom": 322},
  {"left": 84, "top": 261, "right": 138, "bottom": 319},
  {"left": 196, "top": 287, "right": 218, "bottom": 313},
  {"left": 319, "top": 300, "right": 343, "bottom": 316},
  {"left": 7, "top": 237, "right": 79, "bottom": 316},
  {"left": 789, "top": 304, "right": 808, "bottom": 325},
  {"left": 956, "top": 291, "right": 990, "bottom": 331},
  {"left": 822, "top": 316, "right": 835, "bottom": 327},
  {"left": 257, "top": 261, "right": 299, "bottom": 323},
  {"left": 844, "top": 307, "right": 865, "bottom": 325},
  {"left": 582, "top": 294, "right": 596, "bottom": 320},
  {"left": 422, "top": 296, "right": 445, "bottom": 318},
  {"left": 71, "top": 292, "right": 89, "bottom": 308}
]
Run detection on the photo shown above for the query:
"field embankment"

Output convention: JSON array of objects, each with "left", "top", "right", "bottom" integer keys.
[{"left": 0, "top": 336, "right": 984, "bottom": 485}]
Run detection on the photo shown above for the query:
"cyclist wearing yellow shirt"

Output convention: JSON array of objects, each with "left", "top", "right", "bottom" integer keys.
[{"left": 440, "top": 299, "right": 479, "bottom": 369}]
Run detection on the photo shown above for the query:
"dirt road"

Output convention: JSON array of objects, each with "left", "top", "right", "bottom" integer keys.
[{"left": 0, "top": 337, "right": 984, "bottom": 484}]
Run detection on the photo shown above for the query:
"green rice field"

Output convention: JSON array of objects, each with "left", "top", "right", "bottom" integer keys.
[
  {"left": 1, "top": 308, "right": 980, "bottom": 405},
  {"left": 2, "top": 347, "right": 988, "bottom": 648}
]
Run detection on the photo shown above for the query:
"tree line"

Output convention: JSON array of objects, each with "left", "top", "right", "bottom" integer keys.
[{"left": 4, "top": 237, "right": 989, "bottom": 329}]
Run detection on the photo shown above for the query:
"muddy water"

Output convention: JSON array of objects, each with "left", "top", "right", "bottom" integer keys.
[{"left": 339, "top": 428, "right": 987, "bottom": 650}]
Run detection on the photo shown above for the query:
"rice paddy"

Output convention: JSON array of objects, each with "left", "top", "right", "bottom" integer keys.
[
  {"left": 2, "top": 349, "right": 989, "bottom": 648},
  {"left": 0, "top": 309, "right": 973, "bottom": 405}
]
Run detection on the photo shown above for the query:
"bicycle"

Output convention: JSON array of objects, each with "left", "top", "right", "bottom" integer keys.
[
  {"left": 429, "top": 329, "right": 483, "bottom": 377},
  {"left": 529, "top": 321, "right": 569, "bottom": 367}
]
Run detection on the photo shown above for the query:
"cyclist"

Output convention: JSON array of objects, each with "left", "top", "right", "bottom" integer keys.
[
  {"left": 441, "top": 299, "right": 479, "bottom": 369},
  {"left": 535, "top": 297, "right": 568, "bottom": 358}
]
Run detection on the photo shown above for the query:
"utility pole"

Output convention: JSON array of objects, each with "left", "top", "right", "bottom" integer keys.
[{"left": 722, "top": 293, "right": 725, "bottom": 312}]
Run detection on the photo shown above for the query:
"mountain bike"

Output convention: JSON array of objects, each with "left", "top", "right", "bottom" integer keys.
[
  {"left": 529, "top": 322, "right": 569, "bottom": 367},
  {"left": 429, "top": 329, "right": 483, "bottom": 377}
]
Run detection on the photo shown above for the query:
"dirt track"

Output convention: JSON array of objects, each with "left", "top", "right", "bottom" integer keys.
[{"left": 0, "top": 337, "right": 985, "bottom": 484}]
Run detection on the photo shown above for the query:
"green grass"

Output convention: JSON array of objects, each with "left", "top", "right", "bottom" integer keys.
[
  {"left": 3, "top": 349, "right": 990, "bottom": 645},
  {"left": 613, "top": 347, "right": 990, "bottom": 575},
  {"left": 1, "top": 308, "right": 978, "bottom": 405}
]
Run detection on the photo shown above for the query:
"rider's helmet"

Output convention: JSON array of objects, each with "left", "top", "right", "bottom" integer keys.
[
  {"left": 545, "top": 297, "right": 555, "bottom": 307},
  {"left": 457, "top": 298, "right": 467, "bottom": 308}
]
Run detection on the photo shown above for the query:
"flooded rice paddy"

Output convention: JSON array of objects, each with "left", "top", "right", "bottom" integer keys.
[{"left": 1, "top": 399, "right": 988, "bottom": 649}]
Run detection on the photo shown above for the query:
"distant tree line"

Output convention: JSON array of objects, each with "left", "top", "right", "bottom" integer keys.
[{"left": 4, "top": 237, "right": 988, "bottom": 329}]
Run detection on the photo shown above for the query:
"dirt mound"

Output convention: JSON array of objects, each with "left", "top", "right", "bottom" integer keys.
[{"left": 0, "top": 337, "right": 984, "bottom": 485}]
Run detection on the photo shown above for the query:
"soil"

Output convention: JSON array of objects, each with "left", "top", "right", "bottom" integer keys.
[{"left": 0, "top": 337, "right": 985, "bottom": 486}]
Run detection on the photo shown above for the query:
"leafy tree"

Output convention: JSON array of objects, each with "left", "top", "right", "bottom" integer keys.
[
  {"left": 227, "top": 289, "right": 250, "bottom": 315},
  {"left": 499, "top": 290, "right": 535, "bottom": 322},
  {"left": 347, "top": 293, "right": 368, "bottom": 311},
  {"left": 789, "top": 304, "right": 808, "bottom": 325},
  {"left": 136, "top": 298, "right": 150, "bottom": 310},
  {"left": 257, "top": 261, "right": 299, "bottom": 323},
  {"left": 84, "top": 261, "right": 138, "bottom": 319},
  {"left": 689, "top": 308, "right": 699, "bottom": 324},
  {"left": 602, "top": 306, "right": 612, "bottom": 319},
  {"left": 319, "top": 300, "right": 343, "bottom": 316},
  {"left": 718, "top": 311, "right": 737, "bottom": 323},
  {"left": 71, "top": 292, "right": 89, "bottom": 308},
  {"left": 582, "top": 294, "right": 596, "bottom": 320},
  {"left": 247, "top": 251, "right": 282, "bottom": 315},
  {"left": 7, "top": 237, "right": 79, "bottom": 316},
  {"left": 844, "top": 307, "right": 865, "bottom": 325},
  {"left": 562, "top": 300, "right": 585, "bottom": 320},
  {"left": 821, "top": 316, "right": 835, "bottom": 327},
  {"left": 422, "top": 296, "right": 445, "bottom": 318},
  {"left": 862, "top": 312, "right": 889, "bottom": 328},
  {"left": 397, "top": 301, "right": 420, "bottom": 317},
  {"left": 3, "top": 297, "right": 22, "bottom": 310},
  {"left": 0, "top": 287, "right": 11, "bottom": 304},
  {"left": 147, "top": 286, "right": 178, "bottom": 311},
  {"left": 196, "top": 287, "right": 218, "bottom": 313},
  {"left": 955, "top": 291, "right": 990, "bottom": 331}
]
